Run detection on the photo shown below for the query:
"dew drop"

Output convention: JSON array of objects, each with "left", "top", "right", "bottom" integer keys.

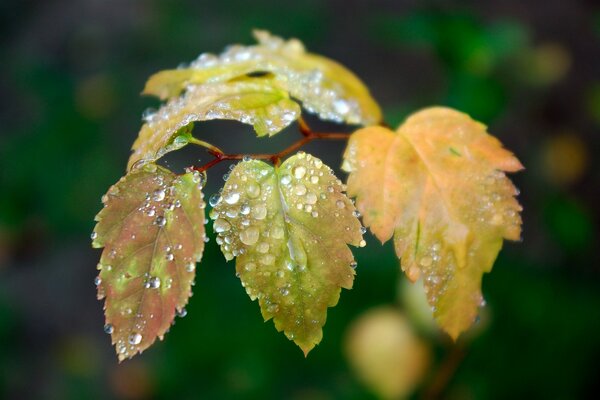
[
  {"left": 94, "top": 276, "right": 102, "bottom": 286},
  {"left": 224, "top": 192, "right": 240, "bottom": 204},
  {"left": 128, "top": 333, "right": 142, "bottom": 345},
  {"left": 155, "top": 216, "right": 166, "bottom": 227},
  {"left": 186, "top": 262, "right": 196, "bottom": 272},
  {"left": 336, "top": 200, "right": 345, "bottom": 209},
  {"left": 246, "top": 183, "right": 261, "bottom": 198},
  {"left": 280, "top": 175, "right": 292, "bottom": 185},
  {"left": 305, "top": 192, "right": 317, "bottom": 204},
  {"left": 90, "top": 231, "right": 97, "bottom": 240},
  {"left": 252, "top": 204, "right": 267, "bottom": 220},
  {"left": 293, "top": 166, "right": 307, "bottom": 179},
  {"left": 146, "top": 276, "right": 161, "bottom": 289},
  {"left": 103, "top": 324, "right": 114, "bottom": 334},
  {"left": 294, "top": 184, "right": 307, "bottom": 196},
  {"left": 153, "top": 189, "right": 166, "bottom": 201},
  {"left": 359, "top": 240, "right": 366, "bottom": 247},
  {"left": 239, "top": 226, "right": 260, "bottom": 245},
  {"left": 176, "top": 308, "right": 188, "bottom": 317},
  {"left": 213, "top": 219, "right": 231, "bottom": 233},
  {"left": 209, "top": 194, "right": 222, "bottom": 207}
]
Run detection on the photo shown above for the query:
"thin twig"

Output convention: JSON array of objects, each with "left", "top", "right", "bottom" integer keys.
[{"left": 189, "top": 117, "right": 351, "bottom": 173}]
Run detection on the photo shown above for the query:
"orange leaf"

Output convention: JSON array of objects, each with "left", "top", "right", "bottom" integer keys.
[{"left": 343, "top": 107, "right": 523, "bottom": 339}]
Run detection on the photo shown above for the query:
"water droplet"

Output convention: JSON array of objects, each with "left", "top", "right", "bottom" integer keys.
[
  {"left": 252, "top": 204, "right": 267, "bottom": 220},
  {"left": 257, "top": 242, "right": 270, "bottom": 253},
  {"left": 246, "top": 183, "right": 261, "bottom": 198},
  {"left": 209, "top": 194, "right": 222, "bottom": 207},
  {"left": 294, "top": 184, "right": 307, "bottom": 196},
  {"left": 310, "top": 175, "right": 319, "bottom": 184},
  {"left": 153, "top": 189, "right": 166, "bottom": 201},
  {"left": 359, "top": 240, "right": 366, "bottom": 247},
  {"left": 336, "top": 200, "right": 345, "bottom": 209},
  {"left": 350, "top": 261, "right": 358, "bottom": 269},
  {"left": 213, "top": 219, "right": 231, "bottom": 233},
  {"left": 103, "top": 324, "right": 114, "bottom": 334},
  {"left": 293, "top": 166, "right": 307, "bottom": 179},
  {"left": 271, "top": 226, "right": 284, "bottom": 239},
  {"left": 128, "top": 333, "right": 142, "bottom": 345},
  {"left": 224, "top": 192, "right": 240, "bottom": 204},
  {"left": 176, "top": 308, "right": 187, "bottom": 317},
  {"left": 146, "top": 276, "right": 161, "bottom": 289},
  {"left": 94, "top": 276, "right": 102, "bottom": 286},
  {"left": 280, "top": 175, "right": 292, "bottom": 185},
  {"left": 305, "top": 192, "right": 317, "bottom": 204},
  {"left": 90, "top": 231, "right": 97, "bottom": 240},
  {"left": 155, "top": 216, "right": 166, "bottom": 227},
  {"left": 239, "top": 226, "right": 260, "bottom": 245}
]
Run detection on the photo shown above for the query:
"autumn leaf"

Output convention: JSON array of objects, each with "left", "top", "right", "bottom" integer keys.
[
  {"left": 92, "top": 164, "right": 206, "bottom": 361},
  {"left": 144, "top": 30, "right": 381, "bottom": 126},
  {"left": 127, "top": 78, "right": 300, "bottom": 170},
  {"left": 343, "top": 107, "right": 523, "bottom": 339},
  {"left": 209, "top": 153, "right": 365, "bottom": 355}
]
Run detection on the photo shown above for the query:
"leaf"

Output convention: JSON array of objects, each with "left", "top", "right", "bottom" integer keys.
[
  {"left": 127, "top": 78, "right": 300, "bottom": 170},
  {"left": 92, "top": 164, "right": 206, "bottom": 361},
  {"left": 342, "top": 107, "right": 523, "bottom": 339},
  {"left": 144, "top": 30, "right": 381, "bottom": 126},
  {"left": 209, "top": 152, "right": 365, "bottom": 355}
]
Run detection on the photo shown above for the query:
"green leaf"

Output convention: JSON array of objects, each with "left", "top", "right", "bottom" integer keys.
[
  {"left": 343, "top": 107, "right": 523, "bottom": 339},
  {"left": 92, "top": 164, "right": 206, "bottom": 361},
  {"left": 210, "top": 153, "right": 365, "bottom": 355},
  {"left": 128, "top": 78, "right": 300, "bottom": 170},
  {"left": 144, "top": 30, "right": 382, "bottom": 126}
]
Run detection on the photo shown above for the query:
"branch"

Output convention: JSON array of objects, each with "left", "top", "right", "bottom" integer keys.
[{"left": 189, "top": 117, "right": 351, "bottom": 173}]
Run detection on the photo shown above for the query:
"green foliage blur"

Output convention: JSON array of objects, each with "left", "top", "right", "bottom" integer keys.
[{"left": 1, "top": 1, "right": 599, "bottom": 399}]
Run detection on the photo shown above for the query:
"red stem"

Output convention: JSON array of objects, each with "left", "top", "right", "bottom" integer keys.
[{"left": 190, "top": 118, "right": 351, "bottom": 173}]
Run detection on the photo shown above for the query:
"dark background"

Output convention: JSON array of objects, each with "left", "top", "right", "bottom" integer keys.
[{"left": 1, "top": 1, "right": 599, "bottom": 399}]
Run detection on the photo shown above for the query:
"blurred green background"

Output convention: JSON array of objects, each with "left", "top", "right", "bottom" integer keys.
[{"left": 1, "top": 1, "right": 599, "bottom": 399}]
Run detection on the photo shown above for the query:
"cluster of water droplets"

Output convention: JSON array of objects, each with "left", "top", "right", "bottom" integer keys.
[
  {"left": 94, "top": 167, "right": 207, "bottom": 360},
  {"left": 168, "top": 30, "right": 369, "bottom": 127},
  {"left": 472, "top": 169, "right": 522, "bottom": 237}
]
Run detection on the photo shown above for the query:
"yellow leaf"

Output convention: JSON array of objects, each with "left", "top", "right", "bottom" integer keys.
[
  {"left": 343, "top": 107, "right": 523, "bottom": 339},
  {"left": 210, "top": 153, "right": 364, "bottom": 355},
  {"left": 127, "top": 78, "right": 300, "bottom": 170},
  {"left": 144, "top": 30, "right": 381, "bottom": 126}
]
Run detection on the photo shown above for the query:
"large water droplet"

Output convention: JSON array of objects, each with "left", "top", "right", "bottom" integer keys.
[
  {"left": 153, "top": 189, "right": 166, "bottom": 202},
  {"left": 224, "top": 192, "right": 240, "bottom": 204},
  {"left": 209, "top": 194, "right": 222, "bottom": 207},
  {"left": 293, "top": 166, "right": 307, "bottom": 179},
  {"left": 252, "top": 204, "right": 267, "bottom": 220},
  {"left": 239, "top": 227, "right": 260, "bottom": 245},
  {"left": 128, "top": 333, "right": 142, "bottom": 345},
  {"left": 305, "top": 192, "right": 317, "bottom": 204},
  {"left": 213, "top": 219, "right": 231, "bottom": 233},
  {"left": 246, "top": 183, "right": 261, "bottom": 198},
  {"left": 280, "top": 175, "right": 292, "bottom": 185},
  {"left": 294, "top": 184, "right": 307, "bottom": 196},
  {"left": 146, "top": 276, "right": 161, "bottom": 289}
]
